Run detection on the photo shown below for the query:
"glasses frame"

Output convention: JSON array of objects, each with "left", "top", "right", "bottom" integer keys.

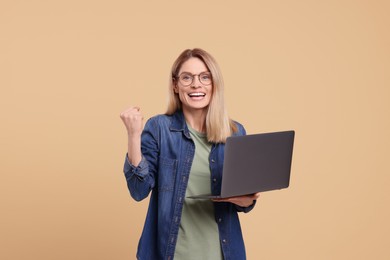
[{"left": 175, "top": 71, "right": 212, "bottom": 86}]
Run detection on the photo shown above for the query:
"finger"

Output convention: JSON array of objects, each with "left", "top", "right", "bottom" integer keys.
[
  {"left": 121, "top": 106, "right": 142, "bottom": 117},
  {"left": 253, "top": 192, "right": 261, "bottom": 199},
  {"left": 213, "top": 198, "right": 232, "bottom": 203},
  {"left": 212, "top": 198, "right": 224, "bottom": 202},
  {"left": 125, "top": 106, "right": 140, "bottom": 113},
  {"left": 123, "top": 106, "right": 141, "bottom": 113}
]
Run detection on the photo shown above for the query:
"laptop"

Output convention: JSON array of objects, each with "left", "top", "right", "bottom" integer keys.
[{"left": 187, "top": 130, "right": 295, "bottom": 199}]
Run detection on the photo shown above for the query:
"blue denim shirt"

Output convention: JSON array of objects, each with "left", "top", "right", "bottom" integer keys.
[{"left": 123, "top": 111, "right": 256, "bottom": 260}]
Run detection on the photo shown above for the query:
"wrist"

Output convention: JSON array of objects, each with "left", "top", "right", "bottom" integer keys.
[{"left": 127, "top": 133, "right": 141, "bottom": 141}]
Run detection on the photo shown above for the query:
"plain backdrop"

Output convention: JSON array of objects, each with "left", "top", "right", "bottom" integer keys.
[{"left": 1, "top": 0, "right": 389, "bottom": 259}]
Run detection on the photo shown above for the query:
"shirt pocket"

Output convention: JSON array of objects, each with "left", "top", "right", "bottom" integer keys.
[{"left": 157, "top": 156, "right": 178, "bottom": 192}]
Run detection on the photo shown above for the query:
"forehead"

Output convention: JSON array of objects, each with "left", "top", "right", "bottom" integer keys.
[{"left": 179, "top": 57, "right": 208, "bottom": 74}]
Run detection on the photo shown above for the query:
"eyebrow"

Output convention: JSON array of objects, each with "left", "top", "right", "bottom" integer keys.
[{"left": 179, "top": 71, "right": 210, "bottom": 75}]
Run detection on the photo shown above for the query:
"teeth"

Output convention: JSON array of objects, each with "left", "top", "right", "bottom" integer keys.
[{"left": 189, "top": 93, "right": 205, "bottom": 97}]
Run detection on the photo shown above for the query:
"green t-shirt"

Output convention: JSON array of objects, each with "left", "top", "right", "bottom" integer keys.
[{"left": 174, "top": 125, "right": 223, "bottom": 260}]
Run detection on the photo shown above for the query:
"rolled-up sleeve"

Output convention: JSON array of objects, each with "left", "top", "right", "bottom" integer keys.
[
  {"left": 124, "top": 154, "right": 150, "bottom": 179},
  {"left": 123, "top": 118, "right": 159, "bottom": 202},
  {"left": 123, "top": 155, "right": 155, "bottom": 201},
  {"left": 234, "top": 200, "right": 257, "bottom": 213}
]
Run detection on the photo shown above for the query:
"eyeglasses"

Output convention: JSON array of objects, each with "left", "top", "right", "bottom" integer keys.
[{"left": 176, "top": 72, "right": 212, "bottom": 86}]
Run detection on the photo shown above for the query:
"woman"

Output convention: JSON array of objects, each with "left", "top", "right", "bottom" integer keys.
[{"left": 120, "top": 48, "right": 259, "bottom": 260}]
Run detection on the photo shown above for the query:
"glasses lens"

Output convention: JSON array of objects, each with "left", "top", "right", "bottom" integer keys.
[
  {"left": 179, "top": 73, "right": 193, "bottom": 86},
  {"left": 199, "top": 72, "right": 212, "bottom": 85}
]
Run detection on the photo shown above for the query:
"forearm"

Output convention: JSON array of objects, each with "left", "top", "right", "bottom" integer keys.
[
  {"left": 121, "top": 107, "right": 157, "bottom": 201},
  {"left": 127, "top": 134, "right": 142, "bottom": 166},
  {"left": 124, "top": 155, "right": 154, "bottom": 201}
]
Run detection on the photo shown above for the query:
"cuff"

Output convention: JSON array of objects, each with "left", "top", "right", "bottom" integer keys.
[
  {"left": 123, "top": 153, "right": 149, "bottom": 179},
  {"left": 235, "top": 199, "right": 257, "bottom": 213}
]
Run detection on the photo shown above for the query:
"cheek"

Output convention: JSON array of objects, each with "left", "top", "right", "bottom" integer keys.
[
  {"left": 177, "top": 90, "right": 187, "bottom": 102},
  {"left": 208, "top": 85, "right": 213, "bottom": 93},
  {"left": 207, "top": 86, "right": 213, "bottom": 99}
]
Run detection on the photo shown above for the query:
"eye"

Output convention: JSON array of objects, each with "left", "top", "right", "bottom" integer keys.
[
  {"left": 200, "top": 73, "right": 212, "bottom": 83},
  {"left": 201, "top": 74, "right": 211, "bottom": 80},
  {"left": 180, "top": 74, "right": 192, "bottom": 82}
]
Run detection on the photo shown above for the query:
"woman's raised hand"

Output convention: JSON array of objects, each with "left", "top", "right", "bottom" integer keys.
[
  {"left": 120, "top": 106, "right": 144, "bottom": 166},
  {"left": 120, "top": 106, "right": 144, "bottom": 137}
]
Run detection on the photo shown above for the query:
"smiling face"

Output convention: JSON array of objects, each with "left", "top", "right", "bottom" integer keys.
[{"left": 173, "top": 57, "right": 213, "bottom": 114}]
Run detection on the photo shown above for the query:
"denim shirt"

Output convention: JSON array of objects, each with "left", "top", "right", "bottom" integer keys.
[{"left": 123, "top": 111, "right": 256, "bottom": 260}]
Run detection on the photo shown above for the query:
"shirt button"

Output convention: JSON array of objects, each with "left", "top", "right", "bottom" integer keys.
[
  {"left": 222, "top": 239, "right": 227, "bottom": 243},
  {"left": 211, "top": 159, "right": 215, "bottom": 163},
  {"left": 213, "top": 178, "right": 217, "bottom": 182},
  {"left": 218, "top": 218, "right": 222, "bottom": 222}
]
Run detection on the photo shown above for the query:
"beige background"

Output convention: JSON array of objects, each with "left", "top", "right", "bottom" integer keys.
[{"left": 1, "top": 0, "right": 389, "bottom": 259}]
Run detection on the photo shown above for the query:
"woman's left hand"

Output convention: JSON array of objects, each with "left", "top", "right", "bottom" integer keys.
[{"left": 212, "top": 192, "right": 260, "bottom": 207}]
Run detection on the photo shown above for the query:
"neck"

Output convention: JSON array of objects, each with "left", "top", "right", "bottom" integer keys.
[{"left": 182, "top": 108, "right": 208, "bottom": 133}]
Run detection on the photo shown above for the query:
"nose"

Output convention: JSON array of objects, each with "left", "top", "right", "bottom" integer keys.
[{"left": 191, "top": 75, "right": 202, "bottom": 88}]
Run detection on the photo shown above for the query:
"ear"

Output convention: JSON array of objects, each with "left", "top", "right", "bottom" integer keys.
[{"left": 173, "top": 82, "right": 179, "bottom": 93}]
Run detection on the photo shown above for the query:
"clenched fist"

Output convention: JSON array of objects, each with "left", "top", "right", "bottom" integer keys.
[
  {"left": 120, "top": 106, "right": 144, "bottom": 166},
  {"left": 120, "top": 106, "right": 144, "bottom": 137}
]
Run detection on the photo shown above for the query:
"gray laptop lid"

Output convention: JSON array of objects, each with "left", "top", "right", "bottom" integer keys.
[
  {"left": 220, "top": 130, "right": 295, "bottom": 197},
  {"left": 188, "top": 130, "right": 295, "bottom": 199}
]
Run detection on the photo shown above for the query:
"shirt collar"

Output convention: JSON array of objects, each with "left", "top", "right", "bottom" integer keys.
[{"left": 169, "top": 110, "right": 191, "bottom": 139}]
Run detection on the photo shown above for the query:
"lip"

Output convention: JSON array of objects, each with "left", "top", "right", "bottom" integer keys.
[{"left": 188, "top": 92, "right": 206, "bottom": 97}]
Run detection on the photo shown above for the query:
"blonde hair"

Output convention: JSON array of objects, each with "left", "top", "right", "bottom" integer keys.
[{"left": 166, "top": 48, "right": 237, "bottom": 143}]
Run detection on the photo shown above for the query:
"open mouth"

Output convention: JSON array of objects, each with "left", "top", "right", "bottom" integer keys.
[{"left": 188, "top": 92, "right": 206, "bottom": 98}]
